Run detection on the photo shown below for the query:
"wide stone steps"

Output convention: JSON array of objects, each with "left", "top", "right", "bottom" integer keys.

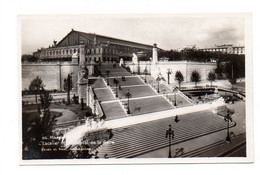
[
  {"left": 97, "top": 110, "right": 233, "bottom": 158},
  {"left": 109, "top": 118, "right": 226, "bottom": 157}
]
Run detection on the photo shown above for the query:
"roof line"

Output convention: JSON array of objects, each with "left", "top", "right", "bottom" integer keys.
[{"left": 73, "top": 29, "right": 153, "bottom": 48}]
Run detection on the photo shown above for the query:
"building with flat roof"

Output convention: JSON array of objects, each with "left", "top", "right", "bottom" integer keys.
[{"left": 198, "top": 44, "right": 245, "bottom": 55}]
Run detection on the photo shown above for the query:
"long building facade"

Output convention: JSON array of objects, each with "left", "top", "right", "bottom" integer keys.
[
  {"left": 198, "top": 44, "right": 245, "bottom": 55},
  {"left": 33, "top": 29, "right": 153, "bottom": 63}
]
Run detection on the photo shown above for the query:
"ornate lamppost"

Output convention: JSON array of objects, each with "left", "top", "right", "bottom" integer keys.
[
  {"left": 106, "top": 69, "right": 111, "bottom": 85},
  {"left": 114, "top": 77, "right": 119, "bottom": 98},
  {"left": 156, "top": 73, "right": 162, "bottom": 93},
  {"left": 144, "top": 67, "right": 148, "bottom": 83},
  {"left": 125, "top": 90, "right": 132, "bottom": 114},
  {"left": 166, "top": 124, "right": 174, "bottom": 158},
  {"left": 224, "top": 111, "right": 233, "bottom": 142},
  {"left": 173, "top": 87, "right": 177, "bottom": 106},
  {"left": 166, "top": 68, "right": 172, "bottom": 85},
  {"left": 93, "top": 94, "right": 97, "bottom": 118}
]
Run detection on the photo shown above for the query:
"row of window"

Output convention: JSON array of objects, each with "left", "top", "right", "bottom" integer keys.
[
  {"left": 201, "top": 47, "right": 245, "bottom": 54},
  {"left": 44, "top": 48, "right": 79, "bottom": 56},
  {"left": 43, "top": 46, "right": 148, "bottom": 57},
  {"left": 89, "top": 57, "right": 118, "bottom": 62}
]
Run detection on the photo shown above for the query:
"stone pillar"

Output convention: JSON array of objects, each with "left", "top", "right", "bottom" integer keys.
[
  {"left": 152, "top": 43, "right": 158, "bottom": 64},
  {"left": 79, "top": 45, "right": 86, "bottom": 64},
  {"left": 78, "top": 64, "right": 88, "bottom": 103},
  {"left": 151, "top": 43, "right": 159, "bottom": 79}
]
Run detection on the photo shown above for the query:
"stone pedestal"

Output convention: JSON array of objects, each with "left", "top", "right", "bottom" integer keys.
[
  {"left": 77, "top": 63, "right": 89, "bottom": 103},
  {"left": 79, "top": 45, "right": 86, "bottom": 64},
  {"left": 78, "top": 82, "right": 88, "bottom": 103}
]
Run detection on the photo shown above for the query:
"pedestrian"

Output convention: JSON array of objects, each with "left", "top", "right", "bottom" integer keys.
[{"left": 175, "top": 115, "right": 179, "bottom": 123}]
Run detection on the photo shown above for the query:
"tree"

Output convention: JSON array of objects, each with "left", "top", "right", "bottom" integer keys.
[
  {"left": 29, "top": 76, "right": 45, "bottom": 103},
  {"left": 214, "top": 62, "right": 224, "bottom": 79},
  {"left": 23, "top": 89, "right": 57, "bottom": 159},
  {"left": 64, "top": 74, "right": 73, "bottom": 104},
  {"left": 190, "top": 70, "right": 201, "bottom": 87},
  {"left": 207, "top": 71, "right": 216, "bottom": 87},
  {"left": 224, "top": 62, "right": 237, "bottom": 87},
  {"left": 175, "top": 71, "right": 184, "bottom": 88},
  {"left": 22, "top": 54, "right": 38, "bottom": 62},
  {"left": 39, "top": 89, "right": 53, "bottom": 112}
]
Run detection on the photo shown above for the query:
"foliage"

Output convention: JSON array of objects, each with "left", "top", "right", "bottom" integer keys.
[
  {"left": 214, "top": 62, "right": 224, "bottom": 79},
  {"left": 22, "top": 54, "right": 38, "bottom": 62},
  {"left": 39, "top": 90, "right": 53, "bottom": 110},
  {"left": 190, "top": 70, "right": 201, "bottom": 87},
  {"left": 64, "top": 74, "right": 73, "bottom": 104},
  {"left": 158, "top": 50, "right": 182, "bottom": 61},
  {"left": 158, "top": 49, "right": 245, "bottom": 80},
  {"left": 105, "top": 69, "right": 111, "bottom": 76},
  {"left": 224, "top": 61, "right": 238, "bottom": 85},
  {"left": 207, "top": 71, "right": 216, "bottom": 86},
  {"left": 23, "top": 89, "right": 57, "bottom": 159},
  {"left": 29, "top": 76, "right": 45, "bottom": 103},
  {"left": 73, "top": 94, "right": 79, "bottom": 104},
  {"left": 175, "top": 71, "right": 184, "bottom": 88}
]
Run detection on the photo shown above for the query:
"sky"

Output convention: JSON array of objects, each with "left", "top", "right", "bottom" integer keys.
[{"left": 20, "top": 14, "right": 245, "bottom": 54}]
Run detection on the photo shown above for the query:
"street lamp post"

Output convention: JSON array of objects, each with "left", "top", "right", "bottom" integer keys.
[
  {"left": 144, "top": 67, "right": 148, "bottom": 83},
  {"left": 106, "top": 69, "right": 111, "bottom": 85},
  {"left": 173, "top": 87, "right": 177, "bottom": 106},
  {"left": 166, "top": 68, "right": 172, "bottom": 85},
  {"left": 224, "top": 112, "right": 233, "bottom": 142},
  {"left": 156, "top": 73, "right": 162, "bottom": 93},
  {"left": 138, "top": 60, "right": 140, "bottom": 75},
  {"left": 114, "top": 77, "right": 119, "bottom": 98},
  {"left": 166, "top": 124, "right": 174, "bottom": 158},
  {"left": 93, "top": 94, "right": 97, "bottom": 117},
  {"left": 125, "top": 90, "right": 132, "bottom": 114}
]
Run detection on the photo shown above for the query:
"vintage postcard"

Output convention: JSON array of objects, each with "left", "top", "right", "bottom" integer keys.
[{"left": 19, "top": 13, "right": 253, "bottom": 164}]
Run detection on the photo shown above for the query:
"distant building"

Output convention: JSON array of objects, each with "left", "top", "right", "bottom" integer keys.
[
  {"left": 198, "top": 44, "right": 245, "bottom": 55},
  {"left": 33, "top": 29, "right": 154, "bottom": 63}
]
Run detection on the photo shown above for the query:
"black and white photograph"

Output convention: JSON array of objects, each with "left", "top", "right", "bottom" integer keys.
[{"left": 19, "top": 13, "right": 252, "bottom": 164}]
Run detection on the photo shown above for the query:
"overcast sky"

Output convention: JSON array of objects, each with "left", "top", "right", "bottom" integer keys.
[{"left": 21, "top": 14, "right": 245, "bottom": 54}]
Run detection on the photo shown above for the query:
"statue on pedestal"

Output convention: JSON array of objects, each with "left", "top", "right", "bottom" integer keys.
[
  {"left": 119, "top": 58, "right": 124, "bottom": 66},
  {"left": 71, "top": 51, "right": 79, "bottom": 64},
  {"left": 132, "top": 53, "right": 138, "bottom": 64}
]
